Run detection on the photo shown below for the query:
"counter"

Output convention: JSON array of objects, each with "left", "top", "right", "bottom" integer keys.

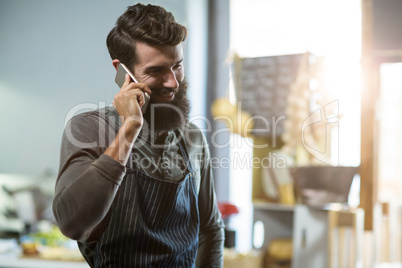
[{"left": 0, "top": 255, "right": 89, "bottom": 268}]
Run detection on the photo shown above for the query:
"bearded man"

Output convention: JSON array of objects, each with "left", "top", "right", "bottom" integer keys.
[{"left": 52, "top": 3, "right": 224, "bottom": 267}]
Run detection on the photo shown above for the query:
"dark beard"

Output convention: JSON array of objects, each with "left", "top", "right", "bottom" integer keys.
[{"left": 142, "top": 79, "right": 190, "bottom": 133}]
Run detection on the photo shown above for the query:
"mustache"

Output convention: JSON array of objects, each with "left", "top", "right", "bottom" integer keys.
[{"left": 151, "top": 87, "right": 178, "bottom": 95}]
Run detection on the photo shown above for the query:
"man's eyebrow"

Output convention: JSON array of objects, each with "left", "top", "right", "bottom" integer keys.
[
  {"left": 144, "top": 65, "right": 164, "bottom": 72},
  {"left": 144, "top": 59, "right": 184, "bottom": 72}
]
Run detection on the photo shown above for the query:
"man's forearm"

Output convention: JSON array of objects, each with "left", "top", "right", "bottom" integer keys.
[{"left": 104, "top": 119, "right": 142, "bottom": 165}]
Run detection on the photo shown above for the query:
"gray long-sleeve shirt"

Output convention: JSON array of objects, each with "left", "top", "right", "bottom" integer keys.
[{"left": 52, "top": 105, "right": 224, "bottom": 267}]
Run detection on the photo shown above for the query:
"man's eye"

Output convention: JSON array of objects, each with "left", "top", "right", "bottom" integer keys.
[
  {"left": 147, "top": 69, "right": 162, "bottom": 75},
  {"left": 174, "top": 64, "right": 183, "bottom": 70}
]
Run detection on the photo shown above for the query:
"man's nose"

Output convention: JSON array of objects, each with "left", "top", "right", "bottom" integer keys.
[{"left": 163, "top": 70, "right": 179, "bottom": 90}]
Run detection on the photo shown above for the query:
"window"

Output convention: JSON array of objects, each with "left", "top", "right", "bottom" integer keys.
[{"left": 229, "top": 0, "right": 362, "bottom": 251}]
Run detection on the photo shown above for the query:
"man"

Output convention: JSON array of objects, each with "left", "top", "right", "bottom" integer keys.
[{"left": 53, "top": 3, "right": 224, "bottom": 267}]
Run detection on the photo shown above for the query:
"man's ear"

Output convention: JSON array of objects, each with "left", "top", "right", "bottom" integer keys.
[{"left": 112, "top": 59, "right": 121, "bottom": 71}]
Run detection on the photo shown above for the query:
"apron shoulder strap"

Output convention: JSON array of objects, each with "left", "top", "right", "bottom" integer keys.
[{"left": 174, "top": 129, "right": 194, "bottom": 174}]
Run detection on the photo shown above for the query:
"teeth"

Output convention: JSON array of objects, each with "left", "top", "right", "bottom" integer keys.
[{"left": 161, "top": 91, "right": 173, "bottom": 97}]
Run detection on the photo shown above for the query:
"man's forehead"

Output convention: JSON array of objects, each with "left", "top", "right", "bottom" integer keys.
[{"left": 135, "top": 42, "right": 183, "bottom": 64}]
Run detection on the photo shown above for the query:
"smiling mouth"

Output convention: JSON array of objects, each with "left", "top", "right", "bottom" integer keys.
[{"left": 151, "top": 90, "right": 175, "bottom": 102}]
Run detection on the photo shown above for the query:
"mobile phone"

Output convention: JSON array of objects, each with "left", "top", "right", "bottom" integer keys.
[{"left": 115, "top": 63, "right": 150, "bottom": 113}]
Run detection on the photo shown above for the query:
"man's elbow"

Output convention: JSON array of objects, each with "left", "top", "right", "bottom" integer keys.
[
  {"left": 58, "top": 223, "right": 86, "bottom": 241},
  {"left": 52, "top": 200, "right": 87, "bottom": 241}
]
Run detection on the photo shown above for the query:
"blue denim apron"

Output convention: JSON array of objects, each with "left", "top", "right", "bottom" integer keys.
[{"left": 92, "top": 131, "right": 199, "bottom": 267}]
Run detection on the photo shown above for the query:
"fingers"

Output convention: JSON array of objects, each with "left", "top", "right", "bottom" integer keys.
[
  {"left": 120, "top": 74, "right": 152, "bottom": 95},
  {"left": 115, "top": 90, "right": 145, "bottom": 107},
  {"left": 123, "top": 90, "right": 145, "bottom": 102},
  {"left": 122, "top": 73, "right": 131, "bottom": 88}
]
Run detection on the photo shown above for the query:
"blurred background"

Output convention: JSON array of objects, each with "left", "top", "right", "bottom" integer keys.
[{"left": 0, "top": 0, "right": 401, "bottom": 267}]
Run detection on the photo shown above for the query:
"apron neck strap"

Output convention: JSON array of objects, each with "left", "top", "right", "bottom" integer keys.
[{"left": 174, "top": 129, "right": 194, "bottom": 173}]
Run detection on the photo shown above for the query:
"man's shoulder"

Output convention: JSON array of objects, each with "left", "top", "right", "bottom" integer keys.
[
  {"left": 68, "top": 105, "right": 118, "bottom": 126},
  {"left": 183, "top": 122, "right": 207, "bottom": 139},
  {"left": 181, "top": 122, "right": 209, "bottom": 151},
  {"left": 62, "top": 106, "right": 119, "bottom": 148},
  {"left": 186, "top": 122, "right": 203, "bottom": 133},
  {"left": 64, "top": 106, "right": 120, "bottom": 140}
]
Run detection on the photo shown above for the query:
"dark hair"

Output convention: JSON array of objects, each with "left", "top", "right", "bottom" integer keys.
[{"left": 106, "top": 3, "right": 188, "bottom": 69}]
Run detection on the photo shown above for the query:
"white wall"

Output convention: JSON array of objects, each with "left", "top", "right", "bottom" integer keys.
[{"left": 0, "top": 0, "right": 207, "bottom": 175}]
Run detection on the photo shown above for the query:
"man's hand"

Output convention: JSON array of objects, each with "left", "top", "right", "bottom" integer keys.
[
  {"left": 105, "top": 74, "right": 152, "bottom": 164},
  {"left": 113, "top": 73, "right": 152, "bottom": 130}
]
